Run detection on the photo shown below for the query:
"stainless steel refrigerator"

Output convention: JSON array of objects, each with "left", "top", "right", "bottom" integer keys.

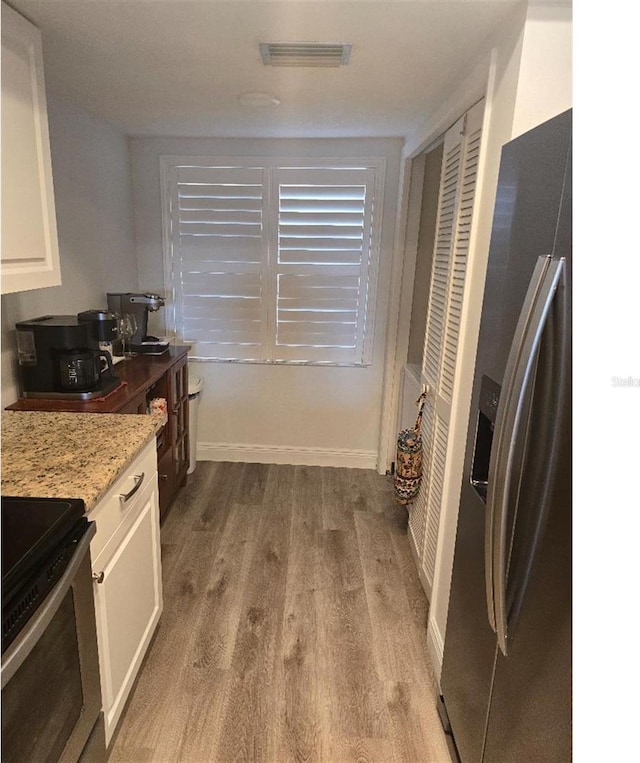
[{"left": 439, "top": 109, "right": 572, "bottom": 762}]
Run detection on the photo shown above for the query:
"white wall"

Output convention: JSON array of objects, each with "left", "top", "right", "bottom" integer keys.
[
  {"left": 129, "top": 136, "right": 402, "bottom": 468},
  {"left": 511, "top": 1, "right": 572, "bottom": 139},
  {"left": 1, "top": 94, "right": 139, "bottom": 408},
  {"left": 381, "top": 0, "right": 572, "bottom": 682}
]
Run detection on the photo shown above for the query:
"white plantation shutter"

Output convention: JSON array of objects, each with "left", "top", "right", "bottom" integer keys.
[
  {"left": 273, "top": 168, "right": 377, "bottom": 363},
  {"left": 168, "top": 164, "right": 267, "bottom": 360},
  {"left": 163, "top": 159, "right": 383, "bottom": 364},
  {"left": 408, "top": 100, "right": 484, "bottom": 594}
]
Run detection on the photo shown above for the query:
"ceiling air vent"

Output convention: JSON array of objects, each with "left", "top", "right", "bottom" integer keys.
[{"left": 259, "top": 42, "right": 352, "bottom": 68}]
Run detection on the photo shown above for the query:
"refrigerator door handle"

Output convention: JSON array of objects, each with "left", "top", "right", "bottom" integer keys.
[
  {"left": 487, "top": 256, "right": 564, "bottom": 655},
  {"left": 494, "top": 256, "right": 564, "bottom": 655},
  {"left": 507, "top": 261, "right": 569, "bottom": 636},
  {"left": 484, "top": 255, "right": 551, "bottom": 634}
]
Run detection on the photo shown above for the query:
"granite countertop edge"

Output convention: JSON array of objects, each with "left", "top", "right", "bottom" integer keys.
[{"left": 1, "top": 411, "right": 165, "bottom": 512}]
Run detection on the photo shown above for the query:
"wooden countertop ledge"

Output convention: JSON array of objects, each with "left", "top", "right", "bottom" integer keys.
[{"left": 5, "top": 346, "right": 190, "bottom": 414}]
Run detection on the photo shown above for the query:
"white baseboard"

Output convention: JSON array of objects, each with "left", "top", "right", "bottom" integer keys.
[{"left": 196, "top": 441, "right": 378, "bottom": 470}]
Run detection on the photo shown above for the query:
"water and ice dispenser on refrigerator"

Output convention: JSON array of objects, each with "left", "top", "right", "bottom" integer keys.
[{"left": 470, "top": 375, "right": 501, "bottom": 503}]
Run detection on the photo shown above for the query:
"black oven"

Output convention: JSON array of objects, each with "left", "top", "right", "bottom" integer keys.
[{"left": 1, "top": 497, "right": 106, "bottom": 763}]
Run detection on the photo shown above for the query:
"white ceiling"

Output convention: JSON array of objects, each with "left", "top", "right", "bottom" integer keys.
[{"left": 7, "top": 0, "right": 523, "bottom": 138}]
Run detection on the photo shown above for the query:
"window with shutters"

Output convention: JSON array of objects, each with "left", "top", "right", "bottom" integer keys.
[{"left": 161, "top": 157, "right": 385, "bottom": 364}]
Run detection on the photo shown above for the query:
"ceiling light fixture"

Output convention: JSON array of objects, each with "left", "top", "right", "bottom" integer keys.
[
  {"left": 238, "top": 92, "right": 281, "bottom": 107},
  {"left": 259, "top": 42, "right": 352, "bottom": 68}
]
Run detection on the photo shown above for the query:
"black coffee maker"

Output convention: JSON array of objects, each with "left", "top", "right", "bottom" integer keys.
[
  {"left": 15, "top": 316, "right": 120, "bottom": 399},
  {"left": 77, "top": 309, "right": 120, "bottom": 359}
]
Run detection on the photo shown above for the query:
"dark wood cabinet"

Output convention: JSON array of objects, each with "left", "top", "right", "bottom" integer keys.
[
  {"left": 6, "top": 346, "right": 191, "bottom": 521},
  {"left": 157, "top": 444, "right": 176, "bottom": 519},
  {"left": 156, "top": 353, "right": 189, "bottom": 518},
  {"left": 118, "top": 389, "right": 148, "bottom": 415},
  {"left": 168, "top": 353, "right": 189, "bottom": 487}
]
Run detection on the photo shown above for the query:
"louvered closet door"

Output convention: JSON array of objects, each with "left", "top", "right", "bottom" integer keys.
[{"left": 408, "top": 100, "right": 484, "bottom": 594}]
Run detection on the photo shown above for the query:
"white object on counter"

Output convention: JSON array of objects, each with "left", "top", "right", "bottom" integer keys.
[{"left": 149, "top": 397, "right": 167, "bottom": 416}]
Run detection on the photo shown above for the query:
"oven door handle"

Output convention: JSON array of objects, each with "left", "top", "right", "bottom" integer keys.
[{"left": 1, "top": 522, "right": 96, "bottom": 688}]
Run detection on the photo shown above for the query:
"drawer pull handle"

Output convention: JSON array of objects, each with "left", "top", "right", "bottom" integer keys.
[
  {"left": 119, "top": 473, "right": 144, "bottom": 504},
  {"left": 93, "top": 571, "right": 105, "bottom": 584}
]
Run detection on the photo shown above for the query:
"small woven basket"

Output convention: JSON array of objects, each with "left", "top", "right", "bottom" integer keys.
[{"left": 393, "top": 391, "right": 427, "bottom": 505}]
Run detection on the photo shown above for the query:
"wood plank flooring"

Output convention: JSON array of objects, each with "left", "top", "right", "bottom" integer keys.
[{"left": 107, "top": 463, "right": 451, "bottom": 763}]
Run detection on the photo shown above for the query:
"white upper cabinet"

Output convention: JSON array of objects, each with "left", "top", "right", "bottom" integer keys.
[{"left": 1, "top": 1, "right": 61, "bottom": 294}]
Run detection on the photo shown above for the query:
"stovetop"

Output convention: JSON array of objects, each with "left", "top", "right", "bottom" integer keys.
[
  {"left": 1, "top": 496, "right": 91, "bottom": 653},
  {"left": 1, "top": 496, "right": 87, "bottom": 607}
]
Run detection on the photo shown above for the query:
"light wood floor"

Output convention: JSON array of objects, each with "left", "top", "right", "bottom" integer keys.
[{"left": 107, "top": 462, "right": 451, "bottom": 763}]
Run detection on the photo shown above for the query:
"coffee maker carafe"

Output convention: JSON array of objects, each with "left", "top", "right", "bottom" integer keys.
[
  {"left": 57, "top": 348, "right": 115, "bottom": 392},
  {"left": 15, "top": 316, "right": 120, "bottom": 399},
  {"left": 106, "top": 293, "right": 169, "bottom": 355}
]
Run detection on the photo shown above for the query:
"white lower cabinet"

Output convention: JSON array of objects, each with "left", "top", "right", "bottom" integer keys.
[{"left": 89, "top": 440, "right": 162, "bottom": 746}]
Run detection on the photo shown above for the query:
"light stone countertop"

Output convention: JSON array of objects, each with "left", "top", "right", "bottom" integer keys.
[{"left": 1, "top": 411, "right": 165, "bottom": 511}]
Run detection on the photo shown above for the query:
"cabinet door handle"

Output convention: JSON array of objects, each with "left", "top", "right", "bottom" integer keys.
[
  {"left": 92, "top": 571, "right": 105, "bottom": 584},
  {"left": 119, "top": 472, "right": 144, "bottom": 504}
]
